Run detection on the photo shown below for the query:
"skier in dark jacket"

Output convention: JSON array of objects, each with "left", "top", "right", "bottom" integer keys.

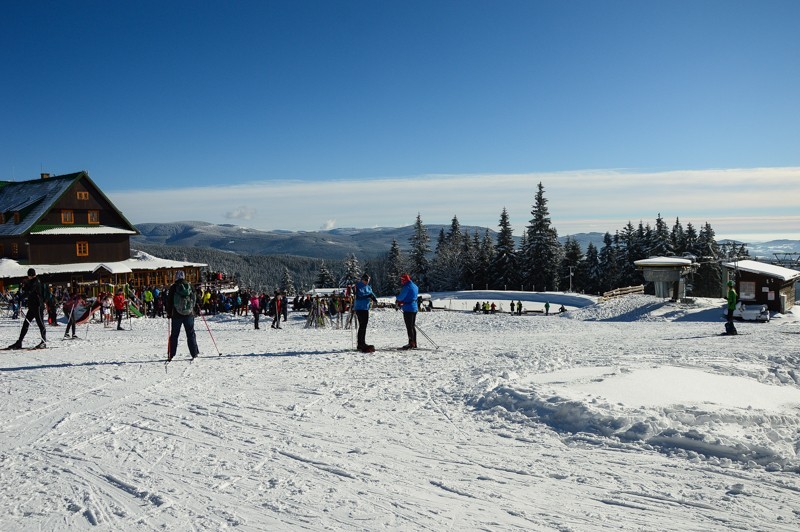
[
  {"left": 7, "top": 268, "right": 47, "bottom": 349},
  {"left": 166, "top": 270, "right": 199, "bottom": 361}
]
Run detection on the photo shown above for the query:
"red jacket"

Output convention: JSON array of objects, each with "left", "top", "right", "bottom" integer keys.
[{"left": 113, "top": 293, "right": 126, "bottom": 311}]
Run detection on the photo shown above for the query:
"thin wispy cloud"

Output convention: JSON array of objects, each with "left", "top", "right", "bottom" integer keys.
[{"left": 110, "top": 167, "right": 800, "bottom": 241}]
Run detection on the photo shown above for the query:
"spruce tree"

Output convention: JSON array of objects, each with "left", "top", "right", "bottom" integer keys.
[
  {"left": 522, "top": 182, "right": 563, "bottom": 291},
  {"left": 491, "top": 207, "right": 518, "bottom": 290},
  {"left": 409, "top": 213, "right": 431, "bottom": 290},
  {"left": 692, "top": 222, "right": 722, "bottom": 297},
  {"left": 582, "top": 242, "right": 602, "bottom": 294},
  {"left": 342, "top": 253, "right": 361, "bottom": 287},
  {"left": 281, "top": 266, "right": 296, "bottom": 296},
  {"left": 598, "top": 232, "right": 619, "bottom": 293},
  {"left": 315, "top": 262, "right": 337, "bottom": 288},
  {"left": 560, "top": 237, "right": 583, "bottom": 292},
  {"left": 386, "top": 239, "right": 405, "bottom": 293}
]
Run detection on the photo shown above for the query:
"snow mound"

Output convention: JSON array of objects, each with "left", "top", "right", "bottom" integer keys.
[
  {"left": 565, "top": 295, "right": 724, "bottom": 323},
  {"left": 471, "top": 366, "right": 800, "bottom": 471}
]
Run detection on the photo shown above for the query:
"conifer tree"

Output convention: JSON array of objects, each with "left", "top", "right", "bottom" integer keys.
[
  {"left": 560, "top": 237, "right": 583, "bottom": 292},
  {"left": 342, "top": 253, "right": 361, "bottom": 287},
  {"left": 671, "top": 217, "right": 686, "bottom": 254},
  {"left": 582, "top": 242, "right": 602, "bottom": 294},
  {"left": 691, "top": 222, "right": 722, "bottom": 297},
  {"left": 491, "top": 207, "right": 518, "bottom": 290},
  {"left": 315, "top": 261, "right": 336, "bottom": 288},
  {"left": 522, "top": 182, "right": 563, "bottom": 291},
  {"left": 409, "top": 213, "right": 431, "bottom": 289},
  {"left": 281, "top": 266, "right": 296, "bottom": 296},
  {"left": 386, "top": 239, "right": 405, "bottom": 293},
  {"left": 598, "top": 232, "right": 619, "bottom": 293}
]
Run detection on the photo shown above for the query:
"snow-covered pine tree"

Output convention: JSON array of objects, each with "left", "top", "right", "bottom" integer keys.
[
  {"left": 598, "top": 232, "right": 619, "bottom": 293},
  {"left": 478, "top": 229, "right": 495, "bottom": 289},
  {"left": 315, "top": 261, "right": 337, "bottom": 288},
  {"left": 386, "top": 239, "right": 405, "bottom": 293},
  {"left": 341, "top": 253, "right": 360, "bottom": 287},
  {"left": 650, "top": 213, "right": 674, "bottom": 257},
  {"left": 581, "top": 241, "right": 602, "bottom": 294},
  {"left": 281, "top": 266, "right": 296, "bottom": 296},
  {"left": 522, "top": 182, "right": 563, "bottom": 291},
  {"left": 409, "top": 213, "right": 431, "bottom": 290},
  {"left": 690, "top": 222, "right": 722, "bottom": 297},
  {"left": 491, "top": 207, "right": 517, "bottom": 290},
  {"left": 459, "top": 231, "right": 478, "bottom": 290},
  {"left": 671, "top": 217, "right": 686, "bottom": 255}
]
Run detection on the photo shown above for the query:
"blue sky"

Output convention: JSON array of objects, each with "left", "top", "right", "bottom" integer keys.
[{"left": 2, "top": 1, "right": 799, "bottom": 240}]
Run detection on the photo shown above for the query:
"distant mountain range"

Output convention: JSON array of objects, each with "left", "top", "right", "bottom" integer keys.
[{"left": 133, "top": 221, "right": 800, "bottom": 262}]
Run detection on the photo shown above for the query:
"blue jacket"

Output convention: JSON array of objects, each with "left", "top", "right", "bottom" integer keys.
[
  {"left": 354, "top": 281, "right": 377, "bottom": 311},
  {"left": 396, "top": 280, "right": 419, "bottom": 312}
]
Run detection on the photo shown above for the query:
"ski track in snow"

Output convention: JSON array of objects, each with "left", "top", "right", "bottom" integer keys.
[{"left": 0, "top": 293, "right": 799, "bottom": 530}]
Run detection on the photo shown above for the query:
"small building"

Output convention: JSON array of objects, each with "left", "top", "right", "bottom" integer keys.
[
  {"left": 722, "top": 260, "right": 799, "bottom": 313},
  {"left": 634, "top": 256, "right": 695, "bottom": 300},
  {"left": 0, "top": 171, "right": 205, "bottom": 293}
]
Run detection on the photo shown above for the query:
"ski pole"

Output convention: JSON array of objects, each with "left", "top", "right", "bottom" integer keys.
[
  {"left": 198, "top": 309, "right": 222, "bottom": 356},
  {"left": 415, "top": 323, "right": 439, "bottom": 350}
]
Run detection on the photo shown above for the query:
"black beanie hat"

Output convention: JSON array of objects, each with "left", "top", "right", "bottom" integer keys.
[{"left": 27, "top": 268, "right": 36, "bottom": 277}]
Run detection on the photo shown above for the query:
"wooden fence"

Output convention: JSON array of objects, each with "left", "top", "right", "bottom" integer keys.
[{"left": 600, "top": 285, "right": 645, "bottom": 301}]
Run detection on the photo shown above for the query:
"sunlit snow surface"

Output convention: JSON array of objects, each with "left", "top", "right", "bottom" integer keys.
[{"left": 2, "top": 292, "right": 800, "bottom": 530}]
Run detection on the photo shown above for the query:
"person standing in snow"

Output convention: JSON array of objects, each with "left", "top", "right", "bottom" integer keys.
[
  {"left": 63, "top": 292, "right": 84, "bottom": 338},
  {"left": 354, "top": 273, "right": 378, "bottom": 352},
  {"left": 726, "top": 280, "right": 737, "bottom": 322},
  {"left": 250, "top": 294, "right": 261, "bottom": 329},
  {"left": 395, "top": 273, "right": 419, "bottom": 350},
  {"left": 271, "top": 290, "right": 282, "bottom": 329},
  {"left": 113, "top": 289, "right": 126, "bottom": 330},
  {"left": 545, "top": 301, "right": 550, "bottom": 316},
  {"left": 166, "top": 270, "right": 199, "bottom": 361},
  {"left": 6, "top": 268, "right": 47, "bottom": 349}
]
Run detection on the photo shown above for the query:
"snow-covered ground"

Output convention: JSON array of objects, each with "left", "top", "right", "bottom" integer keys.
[{"left": 2, "top": 292, "right": 800, "bottom": 531}]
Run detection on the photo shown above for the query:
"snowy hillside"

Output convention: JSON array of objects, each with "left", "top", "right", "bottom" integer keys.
[{"left": 2, "top": 293, "right": 800, "bottom": 530}]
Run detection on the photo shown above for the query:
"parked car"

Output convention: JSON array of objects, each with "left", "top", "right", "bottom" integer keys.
[{"left": 733, "top": 302, "right": 770, "bottom": 322}]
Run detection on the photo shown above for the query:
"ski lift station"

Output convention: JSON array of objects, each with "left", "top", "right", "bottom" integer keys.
[
  {"left": 722, "top": 259, "right": 800, "bottom": 313},
  {"left": 634, "top": 256, "right": 696, "bottom": 300}
]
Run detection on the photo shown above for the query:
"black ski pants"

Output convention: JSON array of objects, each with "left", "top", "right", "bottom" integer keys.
[
  {"left": 356, "top": 310, "right": 370, "bottom": 348},
  {"left": 19, "top": 305, "right": 46, "bottom": 343},
  {"left": 403, "top": 311, "right": 417, "bottom": 345}
]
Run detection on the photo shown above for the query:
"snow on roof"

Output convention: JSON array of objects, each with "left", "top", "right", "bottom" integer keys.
[
  {"left": 0, "top": 249, "right": 205, "bottom": 279},
  {"left": 634, "top": 256, "right": 693, "bottom": 267},
  {"left": 30, "top": 226, "right": 137, "bottom": 236},
  {"left": 722, "top": 259, "right": 800, "bottom": 282}
]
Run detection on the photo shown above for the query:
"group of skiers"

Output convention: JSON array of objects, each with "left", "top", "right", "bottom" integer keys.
[{"left": 4, "top": 268, "right": 424, "bottom": 358}]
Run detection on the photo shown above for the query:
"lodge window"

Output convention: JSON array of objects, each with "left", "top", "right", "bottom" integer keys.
[
  {"left": 739, "top": 281, "right": 756, "bottom": 301},
  {"left": 61, "top": 210, "right": 74, "bottom": 224},
  {"left": 11, "top": 243, "right": 18, "bottom": 258},
  {"left": 13, "top": 212, "right": 20, "bottom": 224},
  {"left": 76, "top": 241, "right": 89, "bottom": 257},
  {"left": 88, "top": 210, "right": 100, "bottom": 224},
  {"left": 0, "top": 244, "right": 3, "bottom": 257},
  {"left": 77, "top": 191, "right": 89, "bottom": 200},
  {"left": 0, "top": 213, "right": 4, "bottom": 223}
]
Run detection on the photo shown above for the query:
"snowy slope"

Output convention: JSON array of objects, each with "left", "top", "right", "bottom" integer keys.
[{"left": 1, "top": 294, "right": 800, "bottom": 531}]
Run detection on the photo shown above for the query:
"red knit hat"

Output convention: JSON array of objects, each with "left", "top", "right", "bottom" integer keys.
[{"left": 400, "top": 274, "right": 411, "bottom": 284}]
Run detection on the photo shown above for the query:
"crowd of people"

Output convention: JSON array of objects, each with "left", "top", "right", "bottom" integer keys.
[{"left": 2, "top": 269, "right": 426, "bottom": 356}]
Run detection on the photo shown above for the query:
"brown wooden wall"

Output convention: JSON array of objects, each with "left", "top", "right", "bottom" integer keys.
[
  {"left": 735, "top": 270, "right": 796, "bottom": 312},
  {"left": 41, "top": 179, "right": 131, "bottom": 229},
  {"left": 28, "top": 235, "right": 131, "bottom": 264}
]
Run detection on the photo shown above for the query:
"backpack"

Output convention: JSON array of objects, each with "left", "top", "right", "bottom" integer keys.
[{"left": 173, "top": 282, "right": 195, "bottom": 316}]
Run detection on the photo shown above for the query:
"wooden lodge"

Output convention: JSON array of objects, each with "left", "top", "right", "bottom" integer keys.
[
  {"left": 722, "top": 260, "right": 799, "bottom": 313},
  {"left": 0, "top": 171, "right": 204, "bottom": 293}
]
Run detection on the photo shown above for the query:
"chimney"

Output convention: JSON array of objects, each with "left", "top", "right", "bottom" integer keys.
[{"left": 40, "top": 173, "right": 50, "bottom": 179}]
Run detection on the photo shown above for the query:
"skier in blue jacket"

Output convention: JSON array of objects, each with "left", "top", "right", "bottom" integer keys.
[
  {"left": 354, "top": 273, "right": 378, "bottom": 352},
  {"left": 395, "top": 273, "right": 419, "bottom": 349}
]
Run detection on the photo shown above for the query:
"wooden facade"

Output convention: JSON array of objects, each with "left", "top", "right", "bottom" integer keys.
[
  {"left": 0, "top": 171, "right": 206, "bottom": 293},
  {"left": 724, "top": 261, "right": 799, "bottom": 313}
]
